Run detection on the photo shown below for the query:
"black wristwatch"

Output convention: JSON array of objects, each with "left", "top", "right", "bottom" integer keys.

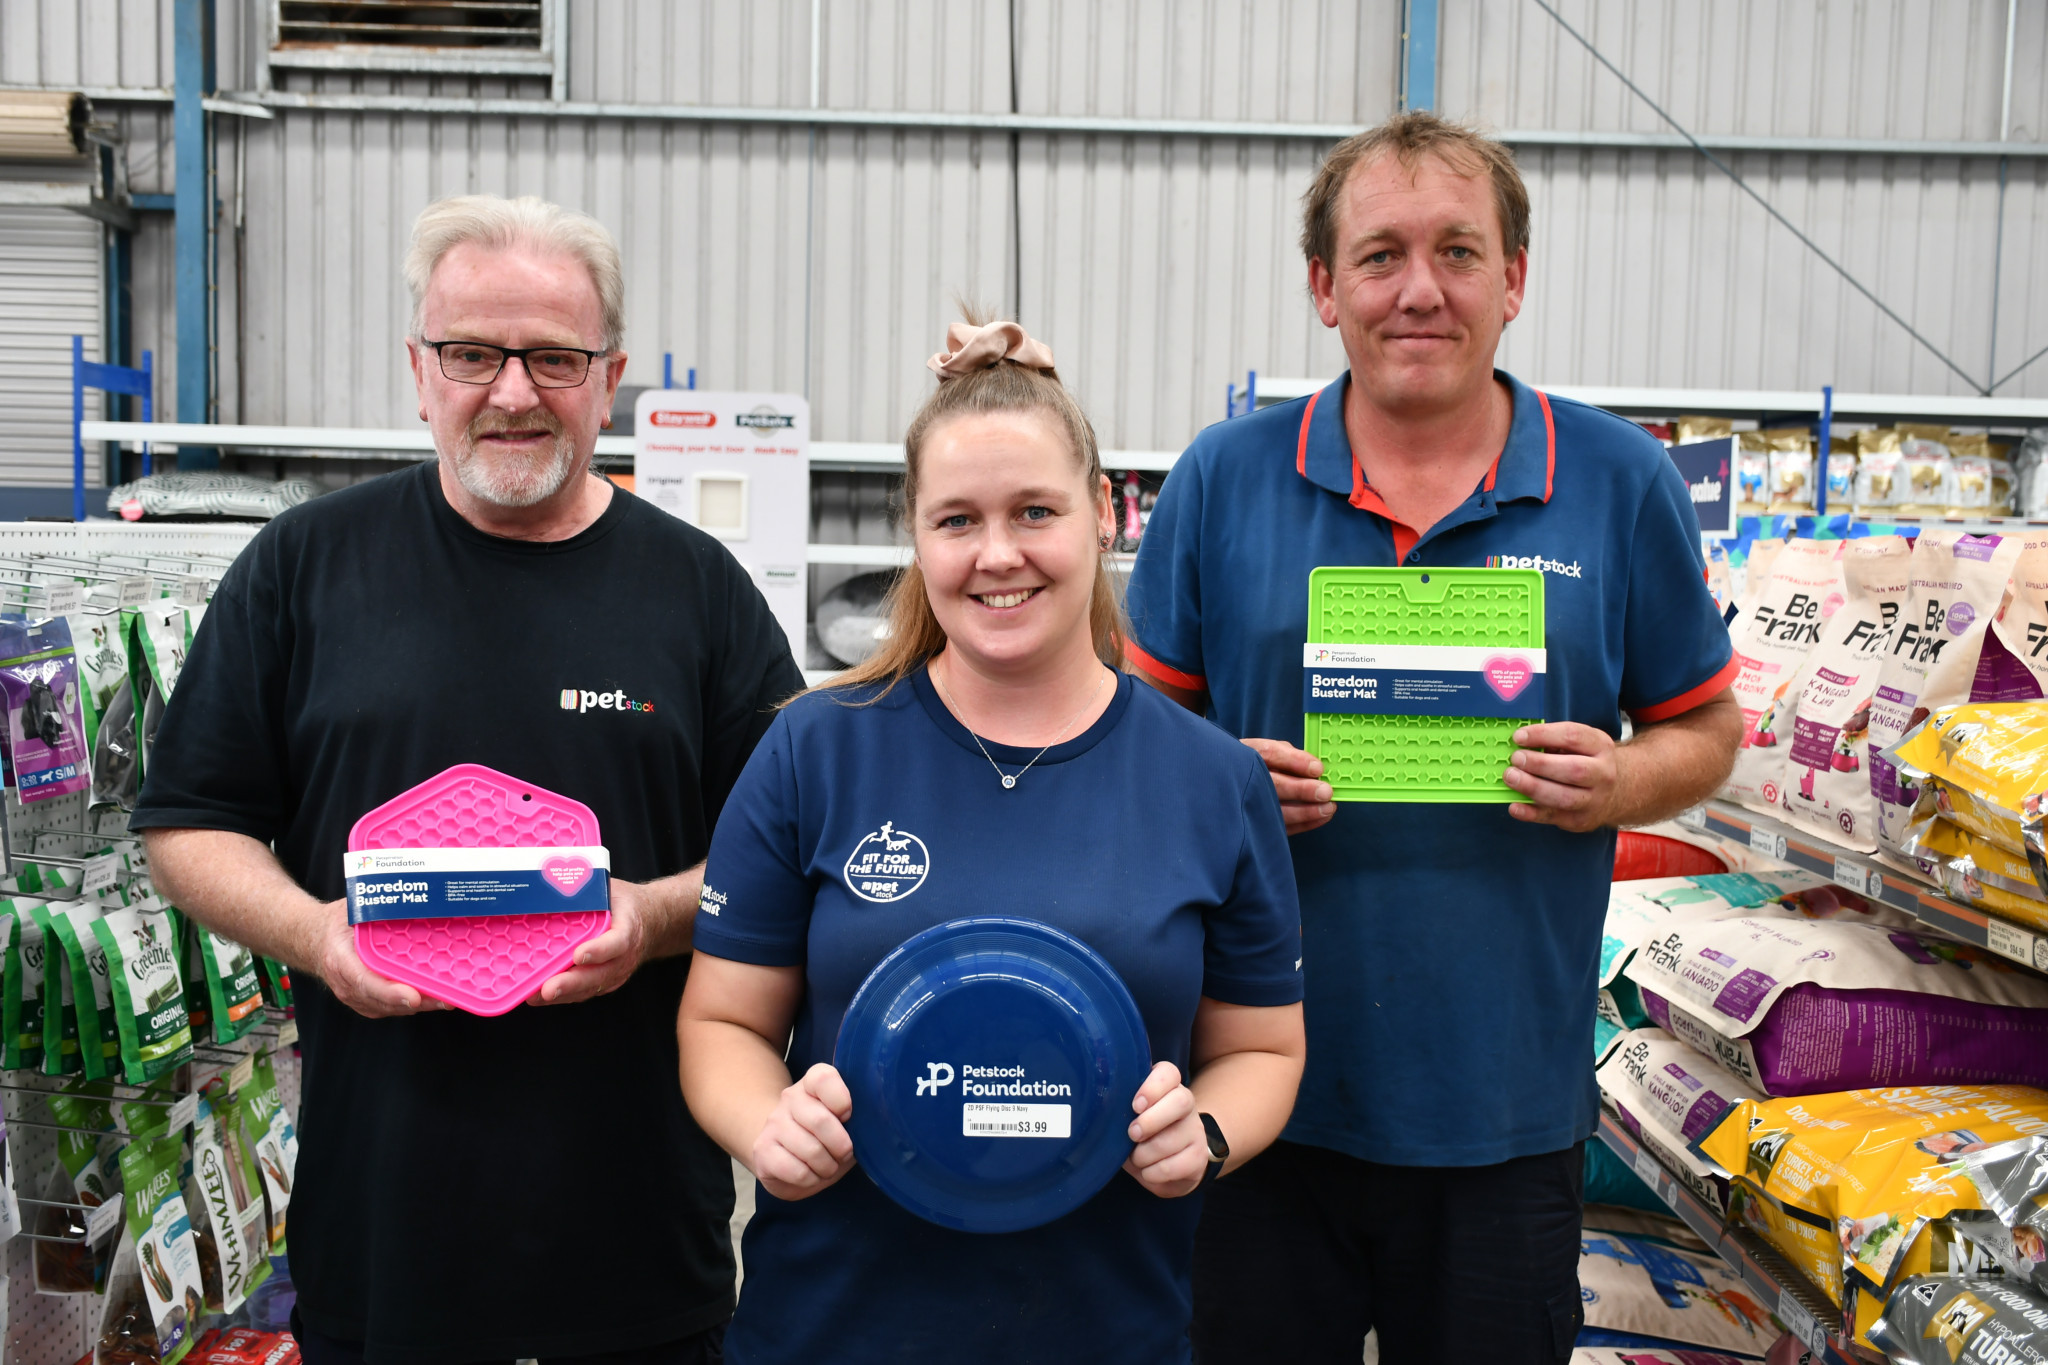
[{"left": 1198, "top": 1112, "right": 1229, "bottom": 1187}]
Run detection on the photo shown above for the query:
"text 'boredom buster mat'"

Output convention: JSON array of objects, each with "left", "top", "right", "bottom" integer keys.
[
  {"left": 1304, "top": 567, "right": 1546, "bottom": 803},
  {"left": 345, "top": 763, "right": 611, "bottom": 1015}
]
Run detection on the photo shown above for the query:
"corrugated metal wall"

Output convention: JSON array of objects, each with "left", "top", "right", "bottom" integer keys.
[{"left": 1, "top": 0, "right": 2043, "bottom": 468}]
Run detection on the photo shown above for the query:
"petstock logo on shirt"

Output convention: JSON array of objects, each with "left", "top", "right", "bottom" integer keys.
[
  {"left": 558, "top": 687, "right": 656, "bottom": 715},
  {"left": 1485, "top": 553, "right": 1584, "bottom": 579}
]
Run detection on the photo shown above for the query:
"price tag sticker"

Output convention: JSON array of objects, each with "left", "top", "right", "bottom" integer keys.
[
  {"left": 1749, "top": 826, "right": 1789, "bottom": 861},
  {"left": 116, "top": 576, "right": 153, "bottom": 608},
  {"left": 1833, "top": 856, "right": 1882, "bottom": 897},
  {"left": 228, "top": 1054, "right": 255, "bottom": 1093},
  {"left": 1632, "top": 1146, "right": 1665, "bottom": 1194},
  {"left": 175, "top": 575, "right": 208, "bottom": 608},
  {"left": 1676, "top": 805, "right": 1708, "bottom": 831},
  {"left": 81, "top": 853, "right": 119, "bottom": 895},
  {"left": 1776, "top": 1289, "right": 1824, "bottom": 1351},
  {"left": 278, "top": 1019, "right": 299, "bottom": 1047},
  {"left": 43, "top": 581, "right": 82, "bottom": 615},
  {"left": 167, "top": 1092, "right": 199, "bottom": 1134},
  {"left": 86, "top": 1195, "right": 122, "bottom": 1243},
  {"left": 1985, "top": 918, "right": 2038, "bottom": 969}
]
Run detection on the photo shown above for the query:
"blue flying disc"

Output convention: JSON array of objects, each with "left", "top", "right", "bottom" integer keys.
[{"left": 834, "top": 917, "right": 1152, "bottom": 1234}]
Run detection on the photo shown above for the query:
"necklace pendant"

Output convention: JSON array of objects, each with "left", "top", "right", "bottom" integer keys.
[{"left": 1001, "top": 774, "right": 1017, "bottom": 789}]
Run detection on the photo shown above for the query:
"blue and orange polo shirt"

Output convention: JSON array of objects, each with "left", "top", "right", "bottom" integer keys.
[{"left": 1125, "top": 369, "right": 1737, "bottom": 1166}]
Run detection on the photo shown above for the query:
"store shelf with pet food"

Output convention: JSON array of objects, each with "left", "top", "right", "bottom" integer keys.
[
  {"left": 1673, "top": 800, "right": 2048, "bottom": 976},
  {"left": 1593, "top": 1110, "right": 1871, "bottom": 1365},
  {"left": 1851, "top": 514, "right": 2048, "bottom": 535}
]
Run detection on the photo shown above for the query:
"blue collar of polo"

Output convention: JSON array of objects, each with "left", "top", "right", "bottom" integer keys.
[{"left": 1294, "top": 368, "right": 1557, "bottom": 507}]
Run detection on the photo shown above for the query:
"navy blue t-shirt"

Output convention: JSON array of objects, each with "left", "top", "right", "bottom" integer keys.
[
  {"left": 1125, "top": 370, "right": 1737, "bottom": 1168},
  {"left": 693, "top": 666, "right": 1302, "bottom": 1365}
]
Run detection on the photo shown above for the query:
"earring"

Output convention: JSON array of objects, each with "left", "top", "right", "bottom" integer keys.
[
  {"left": 1099, "top": 534, "right": 1112, "bottom": 551},
  {"left": 601, "top": 415, "right": 613, "bottom": 429}
]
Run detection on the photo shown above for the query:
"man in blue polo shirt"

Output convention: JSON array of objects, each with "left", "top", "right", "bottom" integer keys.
[{"left": 1125, "top": 112, "right": 1742, "bottom": 1364}]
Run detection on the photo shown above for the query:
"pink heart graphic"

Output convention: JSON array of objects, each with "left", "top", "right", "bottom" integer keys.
[
  {"left": 1482, "top": 655, "right": 1534, "bottom": 702},
  {"left": 541, "top": 856, "right": 594, "bottom": 896}
]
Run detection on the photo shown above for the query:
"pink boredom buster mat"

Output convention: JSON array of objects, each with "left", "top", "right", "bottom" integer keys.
[{"left": 347, "top": 764, "right": 611, "bottom": 1016}]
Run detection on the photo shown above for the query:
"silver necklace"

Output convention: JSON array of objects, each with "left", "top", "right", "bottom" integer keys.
[{"left": 933, "top": 665, "right": 1110, "bottom": 790}]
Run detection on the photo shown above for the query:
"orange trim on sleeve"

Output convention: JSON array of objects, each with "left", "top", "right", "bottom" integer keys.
[
  {"left": 1629, "top": 653, "right": 1740, "bottom": 724},
  {"left": 1125, "top": 639, "right": 1207, "bottom": 692},
  {"left": 1534, "top": 388, "right": 1557, "bottom": 501},
  {"left": 1295, "top": 387, "right": 1322, "bottom": 477}
]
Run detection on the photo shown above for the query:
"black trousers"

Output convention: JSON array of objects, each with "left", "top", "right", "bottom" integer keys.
[
  {"left": 291, "top": 1308, "right": 725, "bottom": 1365},
  {"left": 1191, "top": 1139, "right": 1586, "bottom": 1365}
]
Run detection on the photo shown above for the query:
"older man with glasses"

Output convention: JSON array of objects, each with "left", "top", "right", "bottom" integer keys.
[{"left": 133, "top": 194, "right": 803, "bottom": 1365}]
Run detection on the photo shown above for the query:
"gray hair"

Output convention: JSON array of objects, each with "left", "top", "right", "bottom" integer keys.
[{"left": 404, "top": 194, "right": 625, "bottom": 352}]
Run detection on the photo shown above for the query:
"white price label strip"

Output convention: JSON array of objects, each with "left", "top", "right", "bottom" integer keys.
[
  {"left": 1984, "top": 918, "right": 2042, "bottom": 971},
  {"left": 85, "top": 1195, "right": 122, "bottom": 1242},
  {"left": 962, "top": 1102, "right": 1070, "bottom": 1138},
  {"left": 1749, "top": 826, "right": 1788, "bottom": 861},
  {"left": 167, "top": 1092, "right": 199, "bottom": 1134},
  {"left": 44, "top": 581, "right": 82, "bottom": 614},
  {"left": 81, "top": 853, "right": 119, "bottom": 895},
  {"left": 1832, "top": 856, "right": 1882, "bottom": 897},
  {"left": 1776, "top": 1289, "right": 1825, "bottom": 1351},
  {"left": 116, "top": 576, "right": 153, "bottom": 608}
]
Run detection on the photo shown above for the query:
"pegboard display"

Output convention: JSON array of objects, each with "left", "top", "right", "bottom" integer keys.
[{"left": 0, "top": 525, "right": 300, "bottom": 1365}]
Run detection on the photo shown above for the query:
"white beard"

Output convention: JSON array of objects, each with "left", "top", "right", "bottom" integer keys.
[{"left": 447, "top": 424, "right": 579, "bottom": 508}]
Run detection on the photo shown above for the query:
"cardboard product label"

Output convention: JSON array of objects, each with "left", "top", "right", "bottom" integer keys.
[
  {"left": 343, "top": 846, "right": 611, "bottom": 924},
  {"left": 1301, "top": 643, "right": 1546, "bottom": 719}
]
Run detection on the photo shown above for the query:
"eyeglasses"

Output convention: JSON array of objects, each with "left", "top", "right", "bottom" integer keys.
[{"left": 423, "top": 339, "right": 611, "bottom": 389}]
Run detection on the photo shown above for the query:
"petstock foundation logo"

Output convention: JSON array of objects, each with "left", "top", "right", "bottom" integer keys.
[{"left": 648, "top": 410, "right": 715, "bottom": 428}]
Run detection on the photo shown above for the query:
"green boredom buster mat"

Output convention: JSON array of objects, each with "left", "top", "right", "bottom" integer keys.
[{"left": 1304, "top": 567, "right": 1546, "bottom": 803}]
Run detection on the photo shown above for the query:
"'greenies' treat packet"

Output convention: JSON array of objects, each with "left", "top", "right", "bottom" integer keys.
[
  {"left": 258, "top": 956, "right": 293, "bottom": 1010},
  {"left": 186, "top": 1082, "right": 270, "bottom": 1314},
  {"left": 116, "top": 1130, "right": 204, "bottom": 1364},
  {"left": 119, "top": 1078, "right": 178, "bottom": 1142},
  {"left": 40, "top": 901, "right": 119, "bottom": 1081},
  {"left": 91, "top": 898, "right": 193, "bottom": 1083},
  {"left": 240, "top": 1051, "right": 297, "bottom": 1253},
  {"left": 2, "top": 897, "right": 46, "bottom": 1070},
  {"left": 35, "top": 1081, "right": 120, "bottom": 1295},
  {"left": 30, "top": 903, "right": 82, "bottom": 1076},
  {"left": 192, "top": 923, "right": 263, "bottom": 1046}
]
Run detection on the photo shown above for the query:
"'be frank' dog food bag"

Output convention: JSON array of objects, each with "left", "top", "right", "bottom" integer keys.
[
  {"left": 1775, "top": 535, "right": 1912, "bottom": 850},
  {"left": 1722, "top": 539, "right": 1846, "bottom": 812},
  {"left": 1918, "top": 540, "right": 2048, "bottom": 712},
  {"left": 1868, "top": 532, "right": 2024, "bottom": 855}
]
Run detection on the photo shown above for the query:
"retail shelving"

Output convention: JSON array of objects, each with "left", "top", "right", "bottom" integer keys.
[
  {"left": 1670, "top": 798, "right": 2048, "bottom": 974},
  {"left": 1593, "top": 1110, "right": 1870, "bottom": 1364}
]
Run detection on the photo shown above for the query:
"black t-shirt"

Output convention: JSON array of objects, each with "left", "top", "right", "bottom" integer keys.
[{"left": 131, "top": 462, "right": 804, "bottom": 1364}]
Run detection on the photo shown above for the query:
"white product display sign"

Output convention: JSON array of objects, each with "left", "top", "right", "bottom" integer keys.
[{"left": 636, "top": 390, "right": 811, "bottom": 657}]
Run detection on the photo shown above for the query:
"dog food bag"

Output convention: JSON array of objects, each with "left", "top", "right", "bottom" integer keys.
[
  {"left": 1889, "top": 702, "right": 2048, "bottom": 866},
  {"left": 2, "top": 897, "right": 46, "bottom": 1071},
  {"left": 1737, "top": 433, "right": 1773, "bottom": 516},
  {"left": 1723, "top": 540, "right": 1849, "bottom": 811},
  {"left": 1731, "top": 538, "right": 1788, "bottom": 625},
  {"left": 1774, "top": 535, "right": 1912, "bottom": 849},
  {"left": 1900, "top": 433, "right": 1955, "bottom": 516},
  {"left": 1868, "top": 533, "right": 2025, "bottom": 853},
  {"left": 1625, "top": 916, "right": 2048, "bottom": 1094},
  {"left": 115, "top": 1131, "right": 203, "bottom": 1365},
  {"left": 1569, "top": 1349, "right": 1758, "bottom": 1365},
  {"left": 90, "top": 900, "right": 193, "bottom": 1085},
  {"left": 1766, "top": 430, "right": 1816, "bottom": 516},
  {"left": 1868, "top": 1277, "right": 2048, "bottom": 1365},
  {"left": 1598, "top": 1028, "right": 1763, "bottom": 1145},
  {"left": 1919, "top": 818, "right": 2048, "bottom": 934},
  {"left": 1917, "top": 542, "right": 2048, "bottom": 712},
  {"left": 1597, "top": 871, "right": 1907, "bottom": 1030},
  {"left": 1957, "top": 1137, "right": 2048, "bottom": 1293},
  {"left": 1578, "top": 1227, "right": 1778, "bottom": 1356},
  {"left": 1700, "top": 1086, "right": 2048, "bottom": 1348}
]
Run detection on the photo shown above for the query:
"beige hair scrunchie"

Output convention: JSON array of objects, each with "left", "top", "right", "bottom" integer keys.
[{"left": 926, "top": 320, "right": 1056, "bottom": 381}]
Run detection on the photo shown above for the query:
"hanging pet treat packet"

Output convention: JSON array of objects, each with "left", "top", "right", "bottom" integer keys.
[
  {"left": 0, "top": 614, "right": 92, "bottom": 802},
  {"left": 1869, "top": 1277, "right": 2048, "bottom": 1365},
  {"left": 71, "top": 599, "right": 139, "bottom": 811},
  {"left": 257, "top": 956, "right": 292, "bottom": 1011},
  {"left": 190, "top": 920, "right": 264, "bottom": 1046},
  {"left": 1596, "top": 869, "right": 1907, "bottom": 1030},
  {"left": 1735, "top": 432, "right": 1772, "bottom": 516},
  {"left": 1899, "top": 427, "right": 1955, "bottom": 516},
  {"left": 31, "top": 902, "right": 87, "bottom": 1077},
  {"left": 1697, "top": 1086, "right": 2048, "bottom": 1350},
  {"left": 1576, "top": 1226, "right": 1778, "bottom": 1356},
  {"left": 1764, "top": 428, "right": 1816, "bottom": 516},
  {"left": 90, "top": 897, "right": 194, "bottom": 1085},
  {"left": 113, "top": 1131, "right": 204, "bottom": 1364},
  {"left": 1623, "top": 915, "right": 2048, "bottom": 1094},
  {"left": 240, "top": 1051, "right": 297, "bottom": 1253},
  {"left": 41, "top": 900, "right": 124, "bottom": 1081},
  {"left": 1867, "top": 532, "right": 2024, "bottom": 854},
  {"left": 35, "top": 1083, "right": 120, "bottom": 1295},
  {"left": 186, "top": 1083, "right": 270, "bottom": 1316},
  {"left": 1774, "top": 534, "right": 1912, "bottom": 850},
  {"left": 2, "top": 897, "right": 46, "bottom": 1071},
  {"left": 1721, "top": 539, "right": 1847, "bottom": 811}
]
